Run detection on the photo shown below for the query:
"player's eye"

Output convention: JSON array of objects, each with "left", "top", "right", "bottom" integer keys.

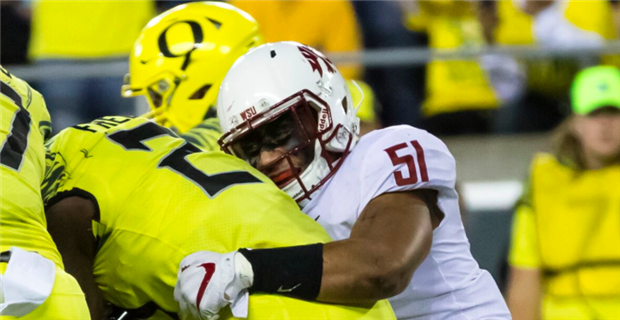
[
  {"left": 262, "top": 114, "right": 296, "bottom": 149},
  {"left": 234, "top": 135, "right": 262, "bottom": 165}
]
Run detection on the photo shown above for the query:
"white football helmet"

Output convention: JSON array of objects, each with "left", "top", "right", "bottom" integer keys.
[{"left": 217, "top": 42, "right": 360, "bottom": 206}]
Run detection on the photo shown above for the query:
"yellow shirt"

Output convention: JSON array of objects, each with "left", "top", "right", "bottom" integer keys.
[
  {"left": 0, "top": 66, "right": 62, "bottom": 267},
  {"left": 229, "top": 0, "right": 363, "bottom": 80},
  {"left": 510, "top": 153, "right": 620, "bottom": 319},
  {"left": 407, "top": 1, "right": 498, "bottom": 116},
  {"left": 29, "top": 1, "right": 156, "bottom": 59},
  {"left": 44, "top": 116, "right": 395, "bottom": 319}
]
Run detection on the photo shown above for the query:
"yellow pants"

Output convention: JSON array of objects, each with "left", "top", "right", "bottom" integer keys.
[{"left": 1, "top": 264, "right": 90, "bottom": 320}]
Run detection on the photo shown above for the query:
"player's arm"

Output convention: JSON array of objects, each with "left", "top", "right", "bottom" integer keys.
[
  {"left": 317, "top": 189, "right": 438, "bottom": 303},
  {"left": 46, "top": 196, "right": 106, "bottom": 320},
  {"left": 236, "top": 189, "right": 440, "bottom": 304},
  {"left": 176, "top": 188, "right": 441, "bottom": 311}
]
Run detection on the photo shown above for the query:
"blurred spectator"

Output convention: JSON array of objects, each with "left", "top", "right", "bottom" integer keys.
[
  {"left": 228, "top": 0, "right": 363, "bottom": 80},
  {"left": 506, "top": 66, "right": 620, "bottom": 320},
  {"left": 354, "top": 1, "right": 426, "bottom": 128},
  {"left": 525, "top": 0, "right": 619, "bottom": 69},
  {"left": 1, "top": 1, "right": 31, "bottom": 65},
  {"left": 28, "top": 1, "right": 156, "bottom": 132},
  {"left": 404, "top": 1, "right": 521, "bottom": 136},
  {"left": 487, "top": 0, "right": 620, "bottom": 133},
  {"left": 229, "top": 0, "right": 384, "bottom": 134},
  {"left": 614, "top": 1, "right": 620, "bottom": 36}
]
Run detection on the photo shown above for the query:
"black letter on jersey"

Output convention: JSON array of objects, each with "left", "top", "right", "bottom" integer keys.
[
  {"left": 107, "top": 122, "right": 261, "bottom": 198},
  {"left": 0, "top": 82, "right": 31, "bottom": 171}
]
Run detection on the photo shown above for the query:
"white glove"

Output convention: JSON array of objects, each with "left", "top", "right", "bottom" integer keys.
[{"left": 174, "top": 251, "right": 254, "bottom": 320}]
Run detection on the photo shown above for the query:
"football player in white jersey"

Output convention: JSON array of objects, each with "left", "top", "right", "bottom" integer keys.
[{"left": 174, "top": 42, "right": 511, "bottom": 319}]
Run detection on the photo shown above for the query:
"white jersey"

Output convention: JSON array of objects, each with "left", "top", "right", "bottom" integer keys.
[{"left": 303, "top": 126, "right": 511, "bottom": 320}]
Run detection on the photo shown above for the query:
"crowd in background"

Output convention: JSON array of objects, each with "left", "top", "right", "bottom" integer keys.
[
  {"left": 1, "top": 1, "right": 619, "bottom": 319},
  {"left": 2, "top": 0, "right": 619, "bottom": 135}
]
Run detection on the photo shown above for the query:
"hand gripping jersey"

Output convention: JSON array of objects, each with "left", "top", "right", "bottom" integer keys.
[
  {"left": 1, "top": 67, "right": 89, "bottom": 319},
  {"left": 303, "top": 126, "right": 511, "bottom": 320},
  {"left": 44, "top": 116, "right": 395, "bottom": 320}
]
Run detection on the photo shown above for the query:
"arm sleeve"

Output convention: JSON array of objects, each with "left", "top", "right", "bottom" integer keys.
[{"left": 508, "top": 183, "right": 542, "bottom": 269}]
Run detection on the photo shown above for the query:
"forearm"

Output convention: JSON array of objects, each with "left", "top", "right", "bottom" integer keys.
[
  {"left": 319, "top": 239, "right": 401, "bottom": 304},
  {"left": 318, "top": 232, "right": 430, "bottom": 304},
  {"left": 65, "top": 255, "right": 106, "bottom": 320},
  {"left": 46, "top": 197, "right": 105, "bottom": 320},
  {"left": 240, "top": 192, "right": 434, "bottom": 304},
  {"left": 506, "top": 266, "right": 542, "bottom": 320}
]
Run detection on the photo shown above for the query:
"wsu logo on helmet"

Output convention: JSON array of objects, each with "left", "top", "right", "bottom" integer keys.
[
  {"left": 240, "top": 106, "right": 258, "bottom": 121},
  {"left": 298, "top": 46, "right": 336, "bottom": 77}
]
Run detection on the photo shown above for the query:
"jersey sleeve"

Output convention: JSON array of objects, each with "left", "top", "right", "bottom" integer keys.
[
  {"left": 42, "top": 124, "right": 102, "bottom": 206},
  {"left": 360, "top": 126, "right": 457, "bottom": 204},
  {"left": 180, "top": 117, "right": 222, "bottom": 152}
]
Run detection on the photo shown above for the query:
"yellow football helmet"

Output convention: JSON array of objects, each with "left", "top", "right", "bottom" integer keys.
[{"left": 122, "top": 1, "right": 263, "bottom": 133}]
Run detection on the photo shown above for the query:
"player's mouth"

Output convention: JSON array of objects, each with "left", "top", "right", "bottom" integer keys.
[{"left": 270, "top": 167, "right": 301, "bottom": 188}]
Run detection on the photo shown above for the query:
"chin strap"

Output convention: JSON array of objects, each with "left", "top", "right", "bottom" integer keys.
[{"left": 350, "top": 79, "right": 364, "bottom": 114}]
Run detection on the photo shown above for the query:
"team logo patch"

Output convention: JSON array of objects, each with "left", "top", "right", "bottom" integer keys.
[
  {"left": 298, "top": 46, "right": 336, "bottom": 77},
  {"left": 240, "top": 106, "right": 258, "bottom": 121}
]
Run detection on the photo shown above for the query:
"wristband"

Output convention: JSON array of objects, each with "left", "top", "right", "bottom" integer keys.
[{"left": 238, "top": 243, "right": 323, "bottom": 300}]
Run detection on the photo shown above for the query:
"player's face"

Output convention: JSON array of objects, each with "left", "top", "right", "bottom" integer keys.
[
  {"left": 574, "top": 107, "right": 620, "bottom": 165},
  {"left": 232, "top": 107, "right": 318, "bottom": 188}
]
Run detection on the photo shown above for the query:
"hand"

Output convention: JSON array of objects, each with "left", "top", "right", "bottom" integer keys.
[{"left": 174, "top": 251, "right": 253, "bottom": 320}]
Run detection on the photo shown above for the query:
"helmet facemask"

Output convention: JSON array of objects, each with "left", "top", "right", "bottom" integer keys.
[
  {"left": 219, "top": 90, "right": 355, "bottom": 205},
  {"left": 133, "top": 73, "right": 181, "bottom": 127}
]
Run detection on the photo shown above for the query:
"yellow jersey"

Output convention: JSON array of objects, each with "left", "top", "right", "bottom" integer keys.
[
  {"left": 44, "top": 116, "right": 395, "bottom": 319},
  {"left": 0, "top": 65, "right": 61, "bottom": 267},
  {"left": 510, "top": 153, "right": 620, "bottom": 319}
]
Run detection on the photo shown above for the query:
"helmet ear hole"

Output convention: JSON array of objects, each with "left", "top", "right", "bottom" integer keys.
[
  {"left": 189, "top": 84, "right": 212, "bottom": 100},
  {"left": 341, "top": 97, "right": 348, "bottom": 113}
]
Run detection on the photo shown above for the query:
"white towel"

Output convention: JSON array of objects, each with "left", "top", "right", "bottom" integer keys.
[{"left": 0, "top": 247, "right": 55, "bottom": 317}]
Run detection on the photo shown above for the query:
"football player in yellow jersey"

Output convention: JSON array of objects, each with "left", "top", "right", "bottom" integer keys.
[
  {"left": 44, "top": 115, "right": 394, "bottom": 320},
  {"left": 0, "top": 66, "right": 89, "bottom": 319}
]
